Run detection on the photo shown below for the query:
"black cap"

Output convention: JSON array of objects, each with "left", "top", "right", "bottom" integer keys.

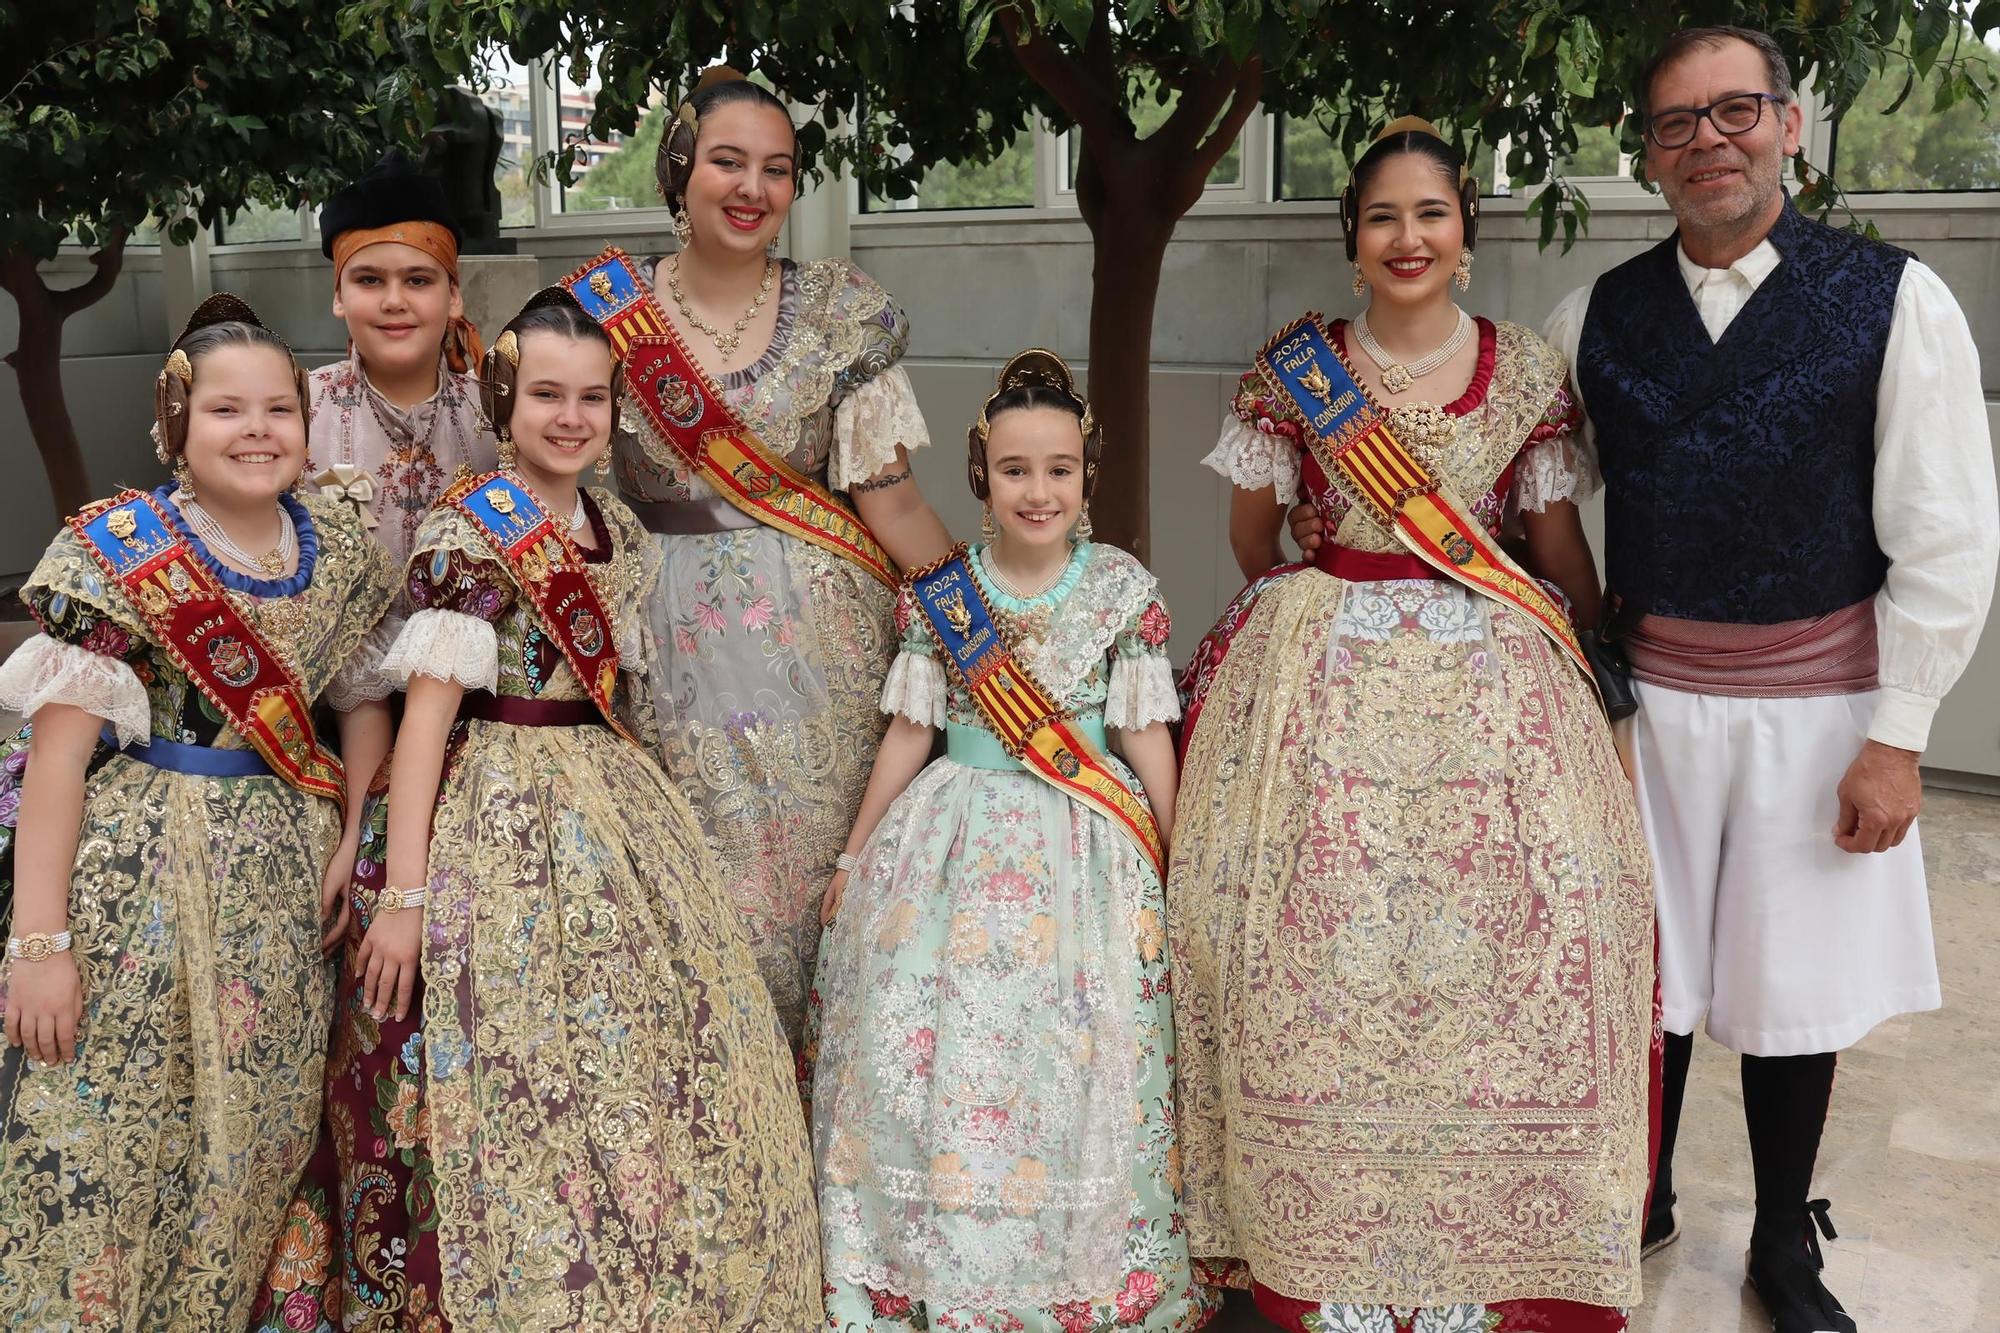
[{"left": 319, "top": 152, "right": 463, "bottom": 259}]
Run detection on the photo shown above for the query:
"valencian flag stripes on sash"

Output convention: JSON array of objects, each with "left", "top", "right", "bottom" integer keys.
[
  {"left": 560, "top": 246, "right": 898, "bottom": 590},
  {"left": 69, "top": 489, "right": 348, "bottom": 810},
  {"left": 443, "top": 471, "right": 641, "bottom": 746},
  {"left": 909, "top": 545, "right": 1165, "bottom": 876},
  {"left": 1256, "top": 313, "right": 1591, "bottom": 680}
]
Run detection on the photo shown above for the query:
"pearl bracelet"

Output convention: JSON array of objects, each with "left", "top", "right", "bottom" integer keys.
[
  {"left": 7, "top": 931, "right": 73, "bottom": 963},
  {"left": 374, "top": 886, "right": 429, "bottom": 916},
  {"left": 835, "top": 852, "right": 860, "bottom": 874}
]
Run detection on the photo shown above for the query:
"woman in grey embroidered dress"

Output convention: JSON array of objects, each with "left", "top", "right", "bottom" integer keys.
[{"left": 617, "top": 70, "right": 950, "bottom": 1041}]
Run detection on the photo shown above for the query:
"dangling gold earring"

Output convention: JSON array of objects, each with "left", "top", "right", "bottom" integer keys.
[
  {"left": 173, "top": 457, "right": 196, "bottom": 499},
  {"left": 1352, "top": 262, "right": 1366, "bottom": 299},
  {"left": 1455, "top": 250, "right": 1474, "bottom": 292},
  {"left": 980, "top": 505, "right": 996, "bottom": 543},
  {"left": 672, "top": 209, "right": 693, "bottom": 247},
  {"left": 293, "top": 447, "right": 313, "bottom": 495},
  {"left": 497, "top": 429, "right": 517, "bottom": 470},
  {"left": 594, "top": 447, "right": 613, "bottom": 479},
  {"left": 765, "top": 235, "right": 780, "bottom": 260},
  {"left": 1075, "top": 506, "right": 1093, "bottom": 543}
]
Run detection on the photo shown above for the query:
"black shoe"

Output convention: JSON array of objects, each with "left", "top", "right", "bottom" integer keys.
[
  {"left": 1641, "top": 1202, "right": 1681, "bottom": 1259},
  {"left": 1745, "top": 1200, "right": 1858, "bottom": 1333}
]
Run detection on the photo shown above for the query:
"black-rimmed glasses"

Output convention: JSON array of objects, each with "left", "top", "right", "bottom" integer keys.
[{"left": 1645, "top": 93, "right": 1785, "bottom": 150}]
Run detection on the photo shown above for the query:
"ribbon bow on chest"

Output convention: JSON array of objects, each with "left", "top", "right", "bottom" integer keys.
[{"left": 314, "top": 465, "right": 379, "bottom": 528}]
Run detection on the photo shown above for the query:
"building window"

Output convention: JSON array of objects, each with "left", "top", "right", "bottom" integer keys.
[
  {"left": 553, "top": 50, "right": 667, "bottom": 215},
  {"left": 1275, "top": 109, "right": 1503, "bottom": 201},
  {"left": 214, "top": 200, "right": 306, "bottom": 245},
  {"left": 1832, "top": 22, "right": 2000, "bottom": 191},
  {"left": 860, "top": 121, "right": 1037, "bottom": 212},
  {"left": 478, "top": 59, "right": 541, "bottom": 228}
]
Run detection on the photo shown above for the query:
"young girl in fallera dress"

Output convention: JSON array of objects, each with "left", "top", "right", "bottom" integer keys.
[
  {"left": 273, "top": 289, "right": 819, "bottom": 1329},
  {"left": 809, "top": 351, "right": 1215, "bottom": 1333},
  {"left": 0, "top": 297, "right": 397, "bottom": 1329}
]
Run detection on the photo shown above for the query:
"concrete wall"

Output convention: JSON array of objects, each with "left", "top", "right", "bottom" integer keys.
[{"left": 5, "top": 192, "right": 1998, "bottom": 772}]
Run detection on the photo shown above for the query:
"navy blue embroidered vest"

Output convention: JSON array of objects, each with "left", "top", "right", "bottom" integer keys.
[{"left": 1577, "top": 198, "right": 1907, "bottom": 624}]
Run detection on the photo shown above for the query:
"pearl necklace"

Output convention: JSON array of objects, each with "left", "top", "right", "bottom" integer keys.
[
  {"left": 175, "top": 490, "right": 294, "bottom": 576},
  {"left": 666, "top": 254, "right": 776, "bottom": 357},
  {"left": 1353, "top": 307, "right": 1473, "bottom": 395},
  {"left": 983, "top": 545, "right": 1067, "bottom": 600}
]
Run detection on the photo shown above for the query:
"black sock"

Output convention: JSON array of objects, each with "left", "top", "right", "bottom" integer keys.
[
  {"left": 1741, "top": 1050, "right": 1837, "bottom": 1246},
  {"left": 1651, "top": 1030, "right": 1695, "bottom": 1221}
]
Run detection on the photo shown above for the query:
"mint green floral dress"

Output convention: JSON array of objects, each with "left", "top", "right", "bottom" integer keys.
[{"left": 807, "top": 542, "right": 1218, "bottom": 1333}]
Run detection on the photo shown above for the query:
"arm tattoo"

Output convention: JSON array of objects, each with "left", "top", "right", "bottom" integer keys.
[{"left": 851, "top": 466, "right": 914, "bottom": 494}]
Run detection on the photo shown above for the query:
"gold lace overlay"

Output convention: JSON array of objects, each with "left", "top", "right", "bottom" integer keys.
[
  {"left": 410, "top": 497, "right": 822, "bottom": 1328},
  {"left": 1169, "top": 326, "right": 1655, "bottom": 1309},
  {"left": 0, "top": 498, "right": 396, "bottom": 1329}
]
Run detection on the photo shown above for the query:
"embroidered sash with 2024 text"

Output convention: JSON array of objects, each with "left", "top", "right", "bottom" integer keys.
[
  {"left": 909, "top": 545, "right": 1164, "bottom": 876},
  {"left": 69, "top": 489, "right": 347, "bottom": 809},
  {"left": 561, "top": 246, "right": 897, "bottom": 590},
  {"left": 1256, "top": 313, "right": 1589, "bottom": 678},
  {"left": 443, "top": 471, "right": 640, "bottom": 746}
]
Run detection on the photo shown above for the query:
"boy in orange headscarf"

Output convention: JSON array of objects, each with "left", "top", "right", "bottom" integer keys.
[{"left": 308, "top": 155, "right": 497, "bottom": 570}]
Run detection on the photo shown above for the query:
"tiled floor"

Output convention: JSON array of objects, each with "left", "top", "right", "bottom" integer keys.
[{"left": 1209, "top": 786, "right": 2000, "bottom": 1332}]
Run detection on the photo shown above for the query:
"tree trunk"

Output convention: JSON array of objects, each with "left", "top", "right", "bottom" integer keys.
[
  {"left": 1, "top": 236, "right": 129, "bottom": 522},
  {"left": 1079, "top": 204, "right": 1173, "bottom": 563}
]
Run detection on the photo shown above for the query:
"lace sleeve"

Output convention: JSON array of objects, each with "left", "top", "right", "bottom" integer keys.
[
  {"left": 1510, "top": 380, "right": 1598, "bottom": 513},
  {"left": 1201, "top": 415, "right": 1302, "bottom": 506},
  {"left": 1511, "top": 434, "right": 1602, "bottom": 513},
  {"left": 377, "top": 610, "right": 499, "bottom": 692},
  {"left": 879, "top": 651, "right": 949, "bottom": 727},
  {"left": 831, "top": 364, "right": 931, "bottom": 491},
  {"left": 322, "top": 615, "right": 402, "bottom": 712},
  {"left": 1105, "top": 594, "right": 1179, "bottom": 730},
  {"left": 0, "top": 634, "right": 151, "bottom": 745}
]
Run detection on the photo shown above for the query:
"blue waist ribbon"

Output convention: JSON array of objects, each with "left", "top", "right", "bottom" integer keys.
[{"left": 104, "top": 729, "right": 273, "bottom": 778}]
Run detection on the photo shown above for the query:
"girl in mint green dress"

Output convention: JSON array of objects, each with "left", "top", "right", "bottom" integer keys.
[{"left": 808, "top": 353, "right": 1215, "bottom": 1333}]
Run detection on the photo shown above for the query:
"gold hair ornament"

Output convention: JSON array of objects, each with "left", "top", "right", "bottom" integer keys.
[{"left": 974, "top": 348, "right": 1096, "bottom": 443}]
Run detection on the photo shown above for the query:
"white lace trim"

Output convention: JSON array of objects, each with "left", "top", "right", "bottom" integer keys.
[
  {"left": 322, "top": 616, "right": 402, "bottom": 711},
  {"left": 832, "top": 363, "right": 931, "bottom": 492},
  {"left": 1010, "top": 545, "right": 1160, "bottom": 707},
  {"left": 878, "top": 649, "right": 948, "bottom": 727},
  {"left": 0, "top": 634, "right": 151, "bottom": 745},
  {"left": 1511, "top": 432, "right": 1601, "bottom": 513},
  {"left": 1201, "top": 414, "right": 1301, "bottom": 506},
  {"left": 378, "top": 609, "right": 499, "bottom": 692},
  {"left": 1104, "top": 654, "right": 1181, "bottom": 730}
]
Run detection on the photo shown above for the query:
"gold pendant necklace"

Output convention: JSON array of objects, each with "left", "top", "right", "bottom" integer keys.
[{"left": 666, "top": 254, "right": 776, "bottom": 357}]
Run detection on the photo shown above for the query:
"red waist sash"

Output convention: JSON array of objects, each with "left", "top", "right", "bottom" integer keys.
[
  {"left": 458, "top": 693, "right": 609, "bottom": 727},
  {"left": 1314, "top": 544, "right": 1443, "bottom": 582}
]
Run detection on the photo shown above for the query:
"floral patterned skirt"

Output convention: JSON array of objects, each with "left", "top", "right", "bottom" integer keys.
[
  {"left": 253, "top": 717, "right": 821, "bottom": 1330},
  {"left": 644, "top": 526, "right": 896, "bottom": 1044},
  {"left": 1, "top": 756, "right": 341, "bottom": 1330},
  {"left": 809, "top": 759, "right": 1219, "bottom": 1333},
  {"left": 1170, "top": 573, "right": 1657, "bottom": 1322}
]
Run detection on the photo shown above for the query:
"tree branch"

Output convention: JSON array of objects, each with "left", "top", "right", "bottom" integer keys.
[
  {"left": 1191, "top": 57, "right": 1264, "bottom": 176},
  {"left": 997, "top": 4, "right": 1123, "bottom": 146},
  {"left": 50, "top": 231, "right": 128, "bottom": 319}
]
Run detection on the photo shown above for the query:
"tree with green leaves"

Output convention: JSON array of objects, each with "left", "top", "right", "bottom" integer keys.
[
  {"left": 0, "top": 5, "right": 428, "bottom": 518},
  {"left": 368, "top": 0, "right": 1997, "bottom": 556}
]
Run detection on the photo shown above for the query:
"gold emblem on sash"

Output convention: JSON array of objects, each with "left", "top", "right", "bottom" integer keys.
[
  {"left": 106, "top": 507, "right": 138, "bottom": 541},
  {"left": 937, "top": 586, "right": 973, "bottom": 635},
  {"left": 1300, "top": 361, "right": 1333, "bottom": 403},
  {"left": 485, "top": 485, "right": 517, "bottom": 515},
  {"left": 589, "top": 269, "right": 615, "bottom": 303}
]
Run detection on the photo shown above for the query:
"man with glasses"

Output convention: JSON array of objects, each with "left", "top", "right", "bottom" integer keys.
[{"left": 1547, "top": 24, "right": 1996, "bottom": 1333}]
